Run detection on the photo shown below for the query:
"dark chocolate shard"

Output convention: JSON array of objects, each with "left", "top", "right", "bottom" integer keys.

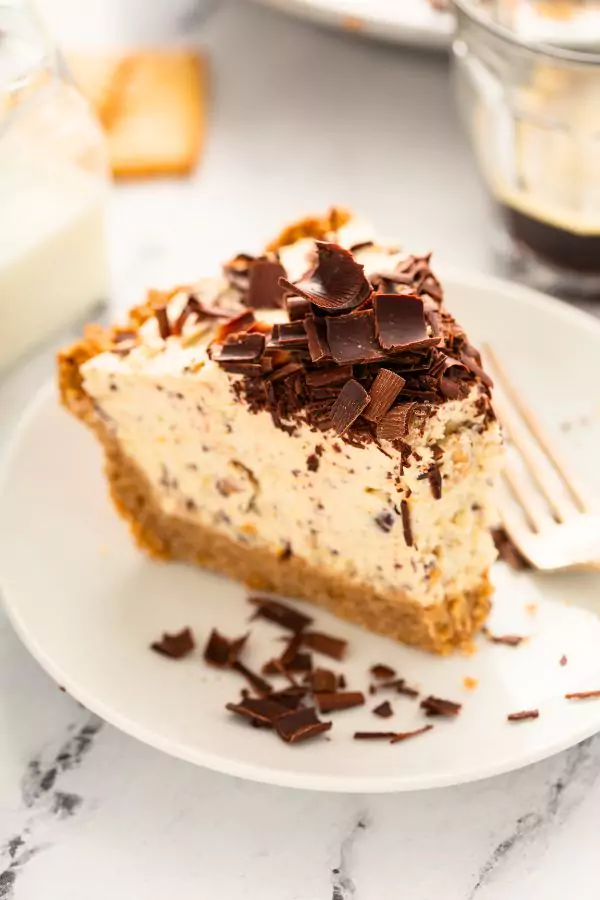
[
  {"left": 302, "top": 631, "right": 348, "bottom": 661},
  {"left": 248, "top": 596, "right": 314, "bottom": 633},
  {"left": 507, "top": 709, "right": 539, "bottom": 722},
  {"left": 420, "top": 695, "right": 461, "bottom": 717},
  {"left": 150, "top": 627, "right": 195, "bottom": 659},
  {"left": 427, "top": 464, "right": 442, "bottom": 500},
  {"left": 280, "top": 241, "right": 371, "bottom": 312},
  {"left": 154, "top": 305, "right": 171, "bottom": 340},
  {"left": 326, "top": 310, "right": 387, "bottom": 365},
  {"left": 376, "top": 402, "right": 418, "bottom": 441},
  {"left": 370, "top": 664, "right": 396, "bottom": 680},
  {"left": 363, "top": 369, "right": 406, "bottom": 422},
  {"left": 286, "top": 296, "right": 312, "bottom": 321},
  {"left": 330, "top": 379, "right": 370, "bottom": 436},
  {"left": 353, "top": 731, "right": 397, "bottom": 741},
  {"left": 203, "top": 629, "right": 248, "bottom": 668},
  {"left": 226, "top": 696, "right": 289, "bottom": 727},
  {"left": 274, "top": 707, "right": 332, "bottom": 743},
  {"left": 303, "top": 315, "right": 332, "bottom": 362},
  {"left": 390, "top": 725, "right": 434, "bottom": 743},
  {"left": 314, "top": 691, "right": 365, "bottom": 713},
  {"left": 304, "top": 668, "right": 338, "bottom": 693},
  {"left": 482, "top": 629, "right": 526, "bottom": 647},
  {"left": 270, "top": 322, "right": 309, "bottom": 349},
  {"left": 373, "top": 701, "right": 393, "bottom": 718},
  {"left": 247, "top": 258, "right": 287, "bottom": 309},
  {"left": 269, "top": 687, "right": 307, "bottom": 709},
  {"left": 305, "top": 365, "right": 353, "bottom": 387},
  {"left": 214, "top": 332, "right": 266, "bottom": 363},
  {"left": 223, "top": 252, "right": 255, "bottom": 291},
  {"left": 233, "top": 661, "right": 273, "bottom": 697},
  {"left": 213, "top": 310, "right": 256, "bottom": 343},
  {"left": 400, "top": 499, "right": 413, "bottom": 548},
  {"left": 373, "top": 294, "right": 438, "bottom": 352}
]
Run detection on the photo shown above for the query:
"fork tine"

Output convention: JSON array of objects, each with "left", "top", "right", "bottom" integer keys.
[
  {"left": 492, "top": 391, "right": 573, "bottom": 524},
  {"left": 483, "top": 343, "right": 589, "bottom": 514}
]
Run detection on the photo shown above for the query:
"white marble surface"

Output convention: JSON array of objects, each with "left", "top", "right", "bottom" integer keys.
[{"left": 2, "top": 2, "right": 600, "bottom": 898}]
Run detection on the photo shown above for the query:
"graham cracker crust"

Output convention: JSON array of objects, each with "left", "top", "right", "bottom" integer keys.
[{"left": 58, "top": 334, "right": 492, "bottom": 656}]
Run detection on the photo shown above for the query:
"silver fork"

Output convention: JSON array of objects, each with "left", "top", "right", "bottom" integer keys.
[{"left": 483, "top": 343, "right": 600, "bottom": 572}]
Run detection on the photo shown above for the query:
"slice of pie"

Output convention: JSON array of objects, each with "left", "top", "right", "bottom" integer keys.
[{"left": 58, "top": 209, "right": 502, "bottom": 653}]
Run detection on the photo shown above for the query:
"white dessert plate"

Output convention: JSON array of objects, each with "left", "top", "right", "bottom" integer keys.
[
  {"left": 2, "top": 271, "right": 600, "bottom": 793},
  {"left": 253, "top": 0, "right": 453, "bottom": 49}
]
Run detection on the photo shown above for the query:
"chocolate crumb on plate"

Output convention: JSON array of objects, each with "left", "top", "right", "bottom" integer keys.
[
  {"left": 150, "top": 627, "right": 195, "bottom": 659},
  {"left": 269, "top": 687, "right": 307, "bottom": 709},
  {"left": 226, "top": 696, "right": 289, "bottom": 727},
  {"left": 373, "top": 701, "right": 393, "bottom": 718},
  {"left": 370, "top": 664, "right": 396, "bottom": 680},
  {"left": 302, "top": 630, "right": 348, "bottom": 660},
  {"left": 390, "top": 725, "right": 434, "bottom": 743},
  {"left": 274, "top": 707, "right": 332, "bottom": 744},
  {"left": 304, "top": 668, "right": 338, "bottom": 693},
  {"left": 420, "top": 695, "right": 462, "bottom": 717},
  {"left": 565, "top": 690, "right": 600, "bottom": 701},
  {"left": 507, "top": 709, "right": 539, "bottom": 722},
  {"left": 203, "top": 629, "right": 247, "bottom": 668},
  {"left": 338, "top": 674, "right": 347, "bottom": 689},
  {"left": 248, "top": 595, "right": 313, "bottom": 632},
  {"left": 353, "top": 731, "right": 396, "bottom": 741},
  {"left": 396, "top": 682, "right": 420, "bottom": 699},
  {"left": 233, "top": 661, "right": 273, "bottom": 697},
  {"left": 315, "top": 691, "right": 365, "bottom": 713},
  {"left": 482, "top": 628, "right": 527, "bottom": 647}
]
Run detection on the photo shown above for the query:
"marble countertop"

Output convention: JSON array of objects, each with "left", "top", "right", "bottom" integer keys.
[{"left": 2, "top": 3, "right": 600, "bottom": 898}]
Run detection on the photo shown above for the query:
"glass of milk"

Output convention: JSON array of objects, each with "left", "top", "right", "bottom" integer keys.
[{"left": 0, "top": 0, "right": 109, "bottom": 372}]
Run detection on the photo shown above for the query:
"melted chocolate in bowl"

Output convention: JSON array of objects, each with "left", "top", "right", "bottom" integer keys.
[{"left": 500, "top": 205, "right": 600, "bottom": 274}]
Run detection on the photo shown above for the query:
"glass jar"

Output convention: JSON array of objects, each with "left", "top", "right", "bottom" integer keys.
[
  {"left": 452, "top": 0, "right": 600, "bottom": 297},
  {"left": 0, "top": 0, "right": 109, "bottom": 372}
]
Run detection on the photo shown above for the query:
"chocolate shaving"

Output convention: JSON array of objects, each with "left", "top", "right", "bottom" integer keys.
[
  {"left": 338, "top": 674, "right": 347, "bottom": 689},
  {"left": 226, "top": 696, "right": 289, "bottom": 727},
  {"left": 286, "top": 296, "right": 312, "bottom": 321},
  {"left": 326, "top": 310, "right": 387, "bottom": 365},
  {"left": 370, "top": 664, "right": 396, "bottom": 680},
  {"left": 427, "top": 464, "right": 442, "bottom": 499},
  {"left": 363, "top": 369, "right": 406, "bottom": 422},
  {"left": 269, "top": 687, "right": 307, "bottom": 709},
  {"left": 420, "top": 695, "right": 461, "bottom": 717},
  {"left": 565, "top": 691, "right": 600, "bottom": 700},
  {"left": 304, "top": 668, "right": 338, "bottom": 693},
  {"left": 233, "top": 661, "right": 273, "bottom": 697},
  {"left": 274, "top": 707, "right": 332, "bottom": 743},
  {"left": 482, "top": 629, "right": 526, "bottom": 647},
  {"left": 280, "top": 241, "right": 371, "bottom": 312},
  {"left": 314, "top": 691, "right": 365, "bottom": 713},
  {"left": 203, "top": 629, "right": 248, "bottom": 668},
  {"left": 507, "top": 709, "right": 539, "bottom": 722},
  {"left": 390, "top": 725, "right": 434, "bottom": 743},
  {"left": 373, "top": 701, "right": 393, "bottom": 718},
  {"left": 354, "top": 725, "right": 433, "bottom": 743},
  {"left": 330, "top": 379, "right": 370, "bottom": 435},
  {"left": 303, "top": 315, "right": 331, "bottom": 362},
  {"left": 376, "top": 402, "right": 418, "bottom": 441},
  {"left": 373, "top": 294, "right": 438, "bottom": 352},
  {"left": 353, "top": 731, "right": 396, "bottom": 741},
  {"left": 248, "top": 596, "right": 313, "bottom": 633},
  {"left": 247, "top": 258, "right": 287, "bottom": 309},
  {"left": 400, "top": 499, "right": 413, "bottom": 547},
  {"left": 270, "top": 322, "right": 309, "bottom": 349},
  {"left": 214, "top": 332, "right": 266, "bottom": 364},
  {"left": 302, "top": 631, "right": 348, "bottom": 661},
  {"left": 154, "top": 305, "right": 171, "bottom": 340},
  {"left": 223, "top": 252, "right": 255, "bottom": 291},
  {"left": 213, "top": 310, "right": 256, "bottom": 343},
  {"left": 305, "top": 365, "right": 353, "bottom": 387},
  {"left": 150, "top": 627, "right": 195, "bottom": 659}
]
